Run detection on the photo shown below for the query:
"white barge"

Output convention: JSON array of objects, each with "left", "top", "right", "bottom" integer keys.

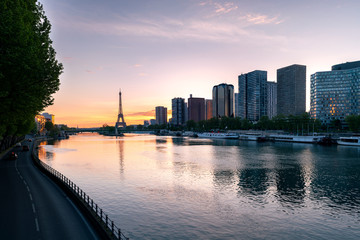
[
  {"left": 268, "top": 135, "right": 325, "bottom": 143},
  {"left": 197, "top": 132, "right": 238, "bottom": 139},
  {"left": 337, "top": 137, "right": 360, "bottom": 146},
  {"left": 238, "top": 133, "right": 266, "bottom": 142}
]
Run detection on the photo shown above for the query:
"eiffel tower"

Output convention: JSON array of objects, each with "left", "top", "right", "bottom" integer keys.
[{"left": 115, "top": 90, "right": 126, "bottom": 135}]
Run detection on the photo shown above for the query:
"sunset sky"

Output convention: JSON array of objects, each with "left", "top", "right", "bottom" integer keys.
[{"left": 40, "top": 0, "right": 360, "bottom": 127}]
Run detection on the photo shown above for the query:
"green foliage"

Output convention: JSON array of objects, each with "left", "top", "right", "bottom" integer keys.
[
  {"left": 45, "top": 121, "right": 55, "bottom": 131},
  {"left": 186, "top": 120, "right": 196, "bottom": 130},
  {"left": 100, "top": 124, "right": 115, "bottom": 133},
  {"left": 141, "top": 113, "right": 322, "bottom": 133},
  {"left": 0, "top": 0, "right": 62, "bottom": 140},
  {"left": 345, "top": 115, "right": 360, "bottom": 132}
]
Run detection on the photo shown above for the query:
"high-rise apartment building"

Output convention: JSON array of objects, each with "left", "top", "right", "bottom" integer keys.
[
  {"left": 234, "top": 93, "right": 239, "bottom": 117},
  {"left": 188, "top": 95, "right": 205, "bottom": 122},
  {"left": 310, "top": 61, "right": 360, "bottom": 125},
  {"left": 205, "top": 99, "right": 213, "bottom": 120},
  {"left": 171, "top": 98, "right": 186, "bottom": 126},
  {"left": 212, "top": 83, "right": 234, "bottom": 118},
  {"left": 238, "top": 71, "right": 267, "bottom": 121},
  {"left": 155, "top": 106, "right": 167, "bottom": 125},
  {"left": 267, "top": 81, "right": 277, "bottom": 119},
  {"left": 42, "top": 112, "right": 55, "bottom": 124},
  {"left": 277, "top": 64, "right": 306, "bottom": 116}
]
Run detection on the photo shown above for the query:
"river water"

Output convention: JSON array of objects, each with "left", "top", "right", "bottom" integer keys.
[{"left": 38, "top": 133, "right": 360, "bottom": 240}]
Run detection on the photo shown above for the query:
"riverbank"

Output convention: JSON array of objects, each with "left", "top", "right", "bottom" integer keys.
[{"left": 36, "top": 133, "right": 360, "bottom": 240}]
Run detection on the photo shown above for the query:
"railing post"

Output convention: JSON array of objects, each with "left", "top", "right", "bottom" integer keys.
[{"left": 33, "top": 139, "right": 129, "bottom": 240}]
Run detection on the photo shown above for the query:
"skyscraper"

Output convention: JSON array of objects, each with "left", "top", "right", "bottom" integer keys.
[
  {"left": 238, "top": 71, "right": 267, "bottom": 121},
  {"left": 267, "top": 81, "right": 277, "bottom": 119},
  {"left": 155, "top": 106, "right": 167, "bottom": 125},
  {"left": 171, "top": 97, "right": 186, "bottom": 126},
  {"left": 212, "top": 83, "right": 234, "bottom": 118},
  {"left": 205, "top": 99, "right": 213, "bottom": 120},
  {"left": 310, "top": 61, "right": 360, "bottom": 125},
  {"left": 277, "top": 64, "right": 306, "bottom": 116},
  {"left": 188, "top": 94, "right": 205, "bottom": 122},
  {"left": 234, "top": 93, "right": 239, "bottom": 117}
]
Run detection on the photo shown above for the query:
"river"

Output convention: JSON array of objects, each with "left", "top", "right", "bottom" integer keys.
[{"left": 38, "top": 133, "right": 360, "bottom": 240}]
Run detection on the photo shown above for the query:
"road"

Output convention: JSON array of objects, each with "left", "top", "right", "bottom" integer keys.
[{"left": 0, "top": 139, "right": 99, "bottom": 240}]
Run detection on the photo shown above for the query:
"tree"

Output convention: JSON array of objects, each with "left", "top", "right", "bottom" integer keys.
[
  {"left": 45, "top": 121, "right": 55, "bottom": 131},
  {"left": 256, "top": 116, "right": 272, "bottom": 130},
  {"left": 186, "top": 120, "right": 196, "bottom": 131},
  {"left": 0, "top": 1, "right": 62, "bottom": 149},
  {"left": 345, "top": 115, "right": 360, "bottom": 132}
]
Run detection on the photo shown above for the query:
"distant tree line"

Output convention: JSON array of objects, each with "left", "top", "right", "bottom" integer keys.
[
  {"left": 105, "top": 113, "right": 360, "bottom": 134},
  {"left": 345, "top": 115, "right": 360, "bottom": 132},
  {"left": 179, "top": 113, "right": 322, "bottom": 133},
  {"left": 0, "top": 0, "right": 62, "bottom": 151}
]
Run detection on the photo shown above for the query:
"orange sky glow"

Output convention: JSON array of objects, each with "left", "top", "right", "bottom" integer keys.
[{"left": 40, "top": 0, "right": 360, "bottom": 128}]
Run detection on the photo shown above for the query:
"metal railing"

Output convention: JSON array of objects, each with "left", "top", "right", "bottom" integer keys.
[{"left": 32, "top": 141, "right": 129, "bottom": 240}]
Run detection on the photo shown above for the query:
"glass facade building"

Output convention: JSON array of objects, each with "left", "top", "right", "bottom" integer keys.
[
  {"left": 205, "top": 99, "right": 213, "bottom": 120},
  {"left": 234, "top": 93, "right": 239, "bottom": 117},
  {"left": 267, "top": 81, "right": 277, "bottom": 119},
  {"left": 277, "top": 64, "right": 306, "bottom": 116},
  {"left": 310, "top": 62, "right": 360, "bottom": 124},
  {"left": 238, "top": 70, "right": 267, "bottom": 121},
  {"left": 212, "top": 84, "right": 234, "bottom": 118},
  {"left": 171, "top": 98, "right": 186, "bottom": 126},
  {"left": 155, "top": 106, "right": 167, "bottom": 125},
  {"left": 188, "top": 95, "right": 205, "bottom": 122}
]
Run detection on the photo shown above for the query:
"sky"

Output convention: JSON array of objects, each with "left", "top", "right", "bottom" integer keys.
[{"left": 39, "top": 0, "right": 360, "bottom": 127}]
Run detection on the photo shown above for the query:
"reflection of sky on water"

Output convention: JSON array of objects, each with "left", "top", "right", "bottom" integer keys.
[{"left": 38, "top": 133, "right": 360, "bottom": 240}]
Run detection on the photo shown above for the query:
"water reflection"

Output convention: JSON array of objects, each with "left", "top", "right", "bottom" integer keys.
[
  {"left": 38, "top": 141, "right": 55, "bottom": 163},
  {"left": 275, "top": 166, "right": 305, "bottom": 207},
  {"left": 38, "top": 134, "right": 360, "bottom": 240},
  {"left": 117, "top": 139, "right": 124, "bottom": 174},
  {"left": 238, "top": 168, "right": 270, "bottom": 196}
]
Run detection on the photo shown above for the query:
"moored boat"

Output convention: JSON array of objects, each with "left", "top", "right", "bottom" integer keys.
[
  {"left": 238, "top": 133, "right": 266, "bottom": 142},
  {"left": 197, "top": 132, "right": 238, "bottom": 139},
  {"left": 268, "top": 134, "right": 325, "bottom": 143},
  {"left": 337, "top": 137, "right": 360, "bottom": 146}
]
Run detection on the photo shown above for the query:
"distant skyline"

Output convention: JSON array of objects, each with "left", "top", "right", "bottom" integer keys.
[{"left": 40, "top": 0, "right": 360, "bottom": 127}]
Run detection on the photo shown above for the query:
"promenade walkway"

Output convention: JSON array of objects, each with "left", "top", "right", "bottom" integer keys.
[{"left": 0, "top": 138, "right": 99, "bottom": 240}]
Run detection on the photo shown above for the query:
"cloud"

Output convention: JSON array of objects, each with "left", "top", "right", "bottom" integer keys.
[
  {"left": 134, "top": 64, "right": 143, "bottom": 67},
  {"left": 62, "top": 56, "right": 73, "bottom": 61},
  {"left": 199, "top": 1, "right": 238, "bottom": 15},
  {"left": 73, "top": 18, "right": 249, "bottom": 42},
  {"left": 62, "top": 6, "right": 284, "bottom": 44},
  {"left": 214, "top": 2, "right": 238, "bottom": 14},
  {"left": 243, "top": 14, "right": 283, "bottom": 25},
  {"left": 127, "top": 110, "right": 155, "bottom": 117}
]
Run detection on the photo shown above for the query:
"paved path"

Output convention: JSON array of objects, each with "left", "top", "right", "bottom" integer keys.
[{"left": 0, "top": 139, "right": 99, "bottom": 240}]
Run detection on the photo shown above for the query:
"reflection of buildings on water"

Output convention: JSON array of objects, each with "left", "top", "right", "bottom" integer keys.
[
  {"left": 37, "top": 141, "right": 55, "bottom": 162},
  {"left": 210, "top": 143, "right": 311, "bottom": 208},
  {"left": 310, "top": 146, "right": 360, "bottom": 212},
  {"left": 171, "top": 137, "right": 186, "bottom": 146},
  {"left": 213, "top": 170, "right": 236, "bottom": 189},
  {"left": 155, "top": 137, "right": 171, "bottom": 153},
  {"left": 237, "top": 168, "right": 269, "bottom": 195},
  {"left": 275, "top": 166, "right": 305, "bottom": 206}
]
